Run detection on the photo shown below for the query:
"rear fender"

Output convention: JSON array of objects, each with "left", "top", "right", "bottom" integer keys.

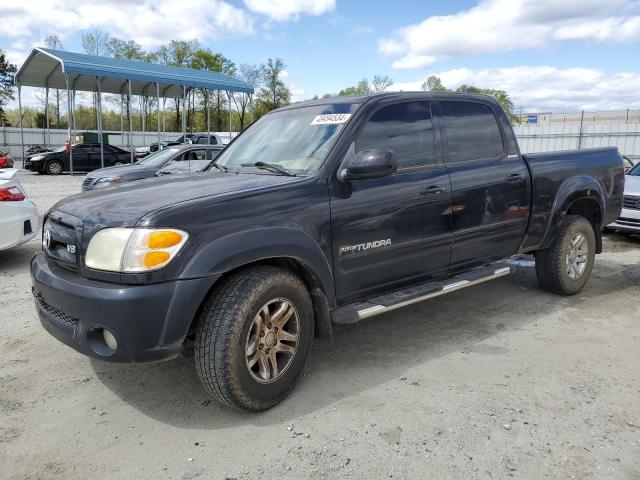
[{"left": 539, "top": 175, "right": 605, "bottom": 250}]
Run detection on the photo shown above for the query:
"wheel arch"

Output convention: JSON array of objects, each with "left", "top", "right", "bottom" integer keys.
[
  {"left": 540, "top": 176, "right": 605, "bottom": 253},
  {"left": 182, "top": 228, "right": 335, "bottom": 342}
]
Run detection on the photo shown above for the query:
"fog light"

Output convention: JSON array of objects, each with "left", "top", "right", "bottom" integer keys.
[{"left": 103, "top": 329, "right": 118, "bottom": 351}]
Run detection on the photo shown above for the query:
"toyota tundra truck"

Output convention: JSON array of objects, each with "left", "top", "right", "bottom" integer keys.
[{"left": 31, "top": 92, "right": 625, "bottom": 411}]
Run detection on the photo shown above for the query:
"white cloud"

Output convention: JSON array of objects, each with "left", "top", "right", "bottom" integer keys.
[
  {"left": 379, "top": 0, "right": 640, "bottom": 69},
  {"left": 280, "top": 70, "right": 290, "bottom": 78},
  {"left": 391, "top": 54, "right": 436, "bottom": 70},
  {"left": 0, "top": 0, "right": 254, "bottom": 49},
  {"left": 243, "top": 0, "right": 335, "bottom": 22},
  {"left": 389, "top": 66, "right": 640, "bottom": 112}
]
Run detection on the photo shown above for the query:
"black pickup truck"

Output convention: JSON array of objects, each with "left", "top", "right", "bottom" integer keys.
[{"left": 31, "top": 93, "right": 624, "bottom": 411}]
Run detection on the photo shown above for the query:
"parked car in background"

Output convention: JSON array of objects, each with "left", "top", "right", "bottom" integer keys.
[
  {"left": 24, "top": 144, "right": 131, "bottom": 175},
  {"left": 134, "top": 147, "right": 151, "bottom": 159},
  {"left": 149, "top": 133, "right": 225, "bottom": 152},
  {"left": 0, "top": 150, "right": 13, "bottom": 168},
  {"left": 607, "top": 161, "right": 640, "bottom": 233},
  {"left": 0, "top": 168, "right": 38, "bottom": 251},
  {"left": 623, "top": 155, "right": 636, "bottom": 173},
  {"left": 149, "top": 133, "right": 194, "bottom": 152},
  {"left": 82, "top": 144, "right": 223, "bottom": 190},
  {"left": 156, "top": 146, "right": 224, "bottom": 176}
]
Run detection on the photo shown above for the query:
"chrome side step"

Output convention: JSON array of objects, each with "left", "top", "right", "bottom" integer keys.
[{"left": 331, "top": 264, "right": 512, "bottom": 324}]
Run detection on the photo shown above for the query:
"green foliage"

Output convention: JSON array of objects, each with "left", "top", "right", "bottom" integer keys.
[
  {"left": 254, "top": 58, "right": 291, "bottom": 117},
  {"left": 339, "top": 78, "right": 371, "bottom": 96},
  {"left": 0, "top": 49, "right": 16, "bottom": 126},
  {"left": 421, "top": 75, "right": 448, "bottom": 92}
]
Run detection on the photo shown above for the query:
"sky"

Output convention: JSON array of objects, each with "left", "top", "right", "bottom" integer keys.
[{"left": 1, "top": 0, "right": 639, "bottom": 113}]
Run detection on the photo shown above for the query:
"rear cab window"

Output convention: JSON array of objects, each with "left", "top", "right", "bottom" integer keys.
[{"left": 438, "top": 101, "right": 505, "bottom": 162}]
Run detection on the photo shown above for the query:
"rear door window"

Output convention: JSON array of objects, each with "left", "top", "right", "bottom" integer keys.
[{"left": 439, "top": 101, "right": 504, "bottom": 163}]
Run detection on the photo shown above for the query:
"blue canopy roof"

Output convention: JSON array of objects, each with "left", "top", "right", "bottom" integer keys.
[{"left": 15, "top": 48, "right": 254, "bottom": 98}]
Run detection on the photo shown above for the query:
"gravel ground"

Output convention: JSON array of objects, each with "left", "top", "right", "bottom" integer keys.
[{"left": 1, "top": 172, "right": 640, "bottom": 480}]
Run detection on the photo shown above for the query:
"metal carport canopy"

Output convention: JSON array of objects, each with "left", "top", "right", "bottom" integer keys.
[{"left": 15, "top": 47, "right": 254, "bottom": 96}]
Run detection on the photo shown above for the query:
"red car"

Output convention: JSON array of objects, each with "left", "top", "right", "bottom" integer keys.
[{"left": 0, "top": 150, "right": 13, "bottom": 169}]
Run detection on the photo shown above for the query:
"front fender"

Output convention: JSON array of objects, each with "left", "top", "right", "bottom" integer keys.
[
  {"left": 539, "top": 175, "right": 605, "bottom": 250},
  {"left": 179, "top": 227, "right": 335, "bottom": 305}
]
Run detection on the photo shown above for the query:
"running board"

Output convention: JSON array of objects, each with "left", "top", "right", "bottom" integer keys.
[{"left": 331, "top": 263, "right": 512, "bottom": 324}]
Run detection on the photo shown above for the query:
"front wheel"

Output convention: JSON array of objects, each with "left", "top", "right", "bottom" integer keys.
[
  {"left": 195, "top": 266, "right": 314, "bottom": 411},
  {"left": 535, "top": 215, "right": 596, "bottom": 295},
  {"left": 45, "top": 160, "right": 64, "bottom": 175}
]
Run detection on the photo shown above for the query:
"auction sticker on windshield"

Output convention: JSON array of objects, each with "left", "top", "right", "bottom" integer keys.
[{"left": 311, "top": 114, "right": 352, "bottom": 125}]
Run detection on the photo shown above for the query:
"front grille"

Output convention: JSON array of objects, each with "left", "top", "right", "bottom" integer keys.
[
  {"left": 82, "top": 177, "right": 94, "bottom": 187},
  {"left": 43, "top": 213, "right": 81, "bottom": 271},
  {"left": 623, "top": 195, "right": 640, "bottom": 210},
  {"left": 36, "top": 295, "right": 79, "bottom": 327}
]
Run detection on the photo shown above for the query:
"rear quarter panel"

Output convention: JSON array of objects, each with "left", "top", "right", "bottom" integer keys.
[{"left": 520, "top": 147, "right": 624, "bottom": 251}]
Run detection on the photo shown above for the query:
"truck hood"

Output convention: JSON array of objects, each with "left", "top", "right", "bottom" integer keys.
[
  {"left": 52, "top": 172, "right": 302, "bottom": 226},
  {"left": 624, "top": 174, "right": 640, "bottom": 196}
]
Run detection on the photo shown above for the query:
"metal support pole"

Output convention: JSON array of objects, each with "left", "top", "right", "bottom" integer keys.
[
  {"left": 156, "top": 83, "right": 161, "bottom": 148},
  {"left": 182, "top": 85, "right": 187, "bottom": 143},
  {"left": 71, "top": 90, "right": 77, "bottom": 141},
  {"left": 17, "top": 83, "right": 24, "bottom": 162},
  {"left": 64, "top": 73, "right": 73, "bottom": 175},
  {"left": 120, "top": 93, "right": 124, "bottom": 144},
  {"left": 206, "top": 90, "right": 211, "bottom": 145},
  {"left": 249, "top": 94, "right": 253, "bottom": 125},
  {"left": 227, "top": 91, "right": 232, "bottom": 144},
  {"left": 45, "top": 86, "right": 50, "bottom": 147},
  {"left": 162, "top": 97, "right": 166, "bottom": 147},
  {"left": 96, "top": 76, "right": 104, "bottom": 168},
  {"left": 141, "top": 93, "right": 146, "bottom": 147},
  {"left": 128, "top": 80, "right": 134, "bottom": 163}
]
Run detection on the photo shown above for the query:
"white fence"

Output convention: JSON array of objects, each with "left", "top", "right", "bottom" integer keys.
[
  {"left": 0, "top": 127, "right": 237, "bottom": 159},
  {"left": 2, "top": 123, "right": 639, "bottom": 160},
  {"left": 514, "top": 123, "right": 640, "bottom": 157}
]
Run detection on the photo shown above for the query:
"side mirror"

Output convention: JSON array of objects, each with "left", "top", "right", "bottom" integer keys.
[{"left": 338, "top": 148, "right": 397, "bottom": 182}]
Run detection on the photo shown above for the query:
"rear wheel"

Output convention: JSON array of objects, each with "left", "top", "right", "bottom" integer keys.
[
  {"left": 45, "top": 160, "right": 63, "bottom": 175},
  {"left": 195, "top": 266, "right": 314, "bottom": 411},
  {"left": 535, "top": 215, "right": 596, "bottom": 295}
]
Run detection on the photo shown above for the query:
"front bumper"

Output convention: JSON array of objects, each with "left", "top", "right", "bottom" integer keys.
[
  {"left": 608, "top": 207, "right": 640, "bottom": 233},
  {"left": 31, "top": 253, "right": 219, "bottom": 363}
]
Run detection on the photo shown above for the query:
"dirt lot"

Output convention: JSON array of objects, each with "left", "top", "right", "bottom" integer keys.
[{"left": 1, "top": 172, "right": 640, "bottom": 480}]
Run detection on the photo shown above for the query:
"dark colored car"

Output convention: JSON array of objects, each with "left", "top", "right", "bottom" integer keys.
[
  {"left": 0, "top": 150, "right": 13, "bottom": 168},
  {"left": 82, "top": 144, "right": 223, "bottom": 190},
  {"left": 24, "top": 144, "right": 131, "bottom": 175},
  {"left": 31, "top": 92, "right": 624, "bottom": 411},
  {"left": 149, "top": 133, "right": 224, "bottom": 152}
]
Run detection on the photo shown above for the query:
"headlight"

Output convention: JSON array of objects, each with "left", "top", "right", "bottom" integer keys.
[
  {"left": 31, "top": 155, "right": 44, "bottom": 161},
  {"left": 95, "top": 176, "right": 123, "bottom": 185},
  {"left": 85, "top": 228, "right": 188, "bottom": 272}
]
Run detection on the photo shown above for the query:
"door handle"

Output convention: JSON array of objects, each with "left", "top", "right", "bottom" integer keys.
[
  {"left": 419, "top": 184, "right": 445, "bottom": 195},
  {"left": 506, "top": 173, "right": 524, "bottom": 183}
]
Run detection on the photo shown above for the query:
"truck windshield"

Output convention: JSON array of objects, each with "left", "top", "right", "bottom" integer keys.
[{"left": 216, "top": 103, "right": 359, "bottom": 175}]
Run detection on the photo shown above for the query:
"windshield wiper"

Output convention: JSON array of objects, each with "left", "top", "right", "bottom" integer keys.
[
  {"left": 209, "top": 162, "right": 228, "bottom": 173},
  {"left": 241, "top": 161, "right": 296, "bottom": 176}
]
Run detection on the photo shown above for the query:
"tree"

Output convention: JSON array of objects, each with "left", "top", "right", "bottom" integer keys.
[
  {"left": 42, "top": 34, "right": 65, "bottom": 127},
  {"left": 372, "top": 74, "right": 393, "bottom": 93},
  {"left": 107, "top": 38, "right": 147, "bottom": 60},
  {"left": 455, "top": 85, "right": 515, "bottom": 121},
  {"left": 233, "top": 64, "right": 261, "bottom": 129},
  {"left": 82, "top": 30, "right": 110, "bottom": 56},
  {"left": 190, "top": 48, "right": 235, "bottom": 131},
  {"left": 0, "top": 49, "right": 16, "bottom": 126},
  {"left": 255, "top": 58, "right": 291, "bottom": 116},
  {"left": 339, "top": 78, "right": 370, "bottom": 96},
  {"left": 421, "top": 75, "right": 448, "bottom": 92},
  {"left": 158, "top": 40, "right": 200, "bottom": 130}
]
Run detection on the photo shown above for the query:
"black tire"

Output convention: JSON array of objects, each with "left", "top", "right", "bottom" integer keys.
[
  {"left": 45, "top": 160, "right": 64, "bottom": 175},
  {"left": 535, "top": 215, "right": 596, "bottom": 295},
  {"left": 195, "top": 266, "right": 314, "bottom": 411}
]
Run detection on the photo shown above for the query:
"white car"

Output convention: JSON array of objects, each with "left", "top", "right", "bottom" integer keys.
[
  {"left": 0, "top": 169, "right": 38, "bottom": 251},
  {"left": 608, "top": 162, "right": 640, "bottom": 233}
]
